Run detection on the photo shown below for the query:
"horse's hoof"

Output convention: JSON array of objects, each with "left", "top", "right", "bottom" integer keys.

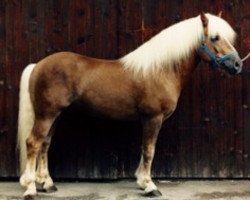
[
  {"left": 36, "top": 182, "right": 44, "bottom": 192},
  {"left": 44, "top": 185, "right": 58, "bottom": 193},
  {"left": 144, "top": 190, "right": 162, "bottom": 198},
  {"left": 37, "top": 184, "right": 58, "bottom": 193},
  {"left": 24, "top": 195, "right": 36, "bottom": 200}
]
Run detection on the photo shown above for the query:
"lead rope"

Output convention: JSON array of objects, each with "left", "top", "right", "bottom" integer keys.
[{"left": 242, "top": 52, "right": 250, "bottom": 62}]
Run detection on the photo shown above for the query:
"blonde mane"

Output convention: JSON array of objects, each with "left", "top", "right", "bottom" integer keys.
[{"left": 120, "top": 13, "right": 236, "bottom": 76}]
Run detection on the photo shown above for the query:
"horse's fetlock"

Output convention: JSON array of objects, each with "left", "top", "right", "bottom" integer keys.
[
  {"left": 20, "top": 173, "right": 35, "bottom": 187},
  {"left": 43, "top": 176, "right": 54, "bottom": 189},
  {"left": 35, "top": 173, "right": 47, "bottom": 184},
  {"left": 24, "top": 187, "right": 37, "bottom": 197},
  {"left": 144, "top": 181, "right": 157, "bottom": 193}
]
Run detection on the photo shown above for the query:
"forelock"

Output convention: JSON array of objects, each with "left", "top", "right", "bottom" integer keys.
[{"left": 207, "top": 14, "right": 236, "bottom": 43}]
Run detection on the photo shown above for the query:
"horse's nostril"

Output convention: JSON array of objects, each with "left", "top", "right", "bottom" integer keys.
[
  {"left": 235, "top": 61, "right": 240, "bottom": 67},
  {"left": 234, "top": 61, "right": 242, "bottom": 68}
]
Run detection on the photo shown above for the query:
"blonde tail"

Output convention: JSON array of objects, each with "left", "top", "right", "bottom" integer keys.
[{"left": 17, "top": 64, "right": 36, "bottom": 174}]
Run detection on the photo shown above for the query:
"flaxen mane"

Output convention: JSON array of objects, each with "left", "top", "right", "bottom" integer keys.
[{"left": 121, "top": 14, "right": 236, "bottom": 76}]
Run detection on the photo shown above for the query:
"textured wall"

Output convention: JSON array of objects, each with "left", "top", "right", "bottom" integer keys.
[{"left": 0, "top": 0, "right": 250, "bottom": 179}]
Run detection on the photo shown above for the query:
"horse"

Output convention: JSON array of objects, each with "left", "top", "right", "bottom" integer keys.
[{"left": 18, "top": 12, "right": 243, "bottom": 199}]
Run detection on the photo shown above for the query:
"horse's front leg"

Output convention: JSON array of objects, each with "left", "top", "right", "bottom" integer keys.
[{"left": 135, "top": 114, "right": 163, "bottom": 197}]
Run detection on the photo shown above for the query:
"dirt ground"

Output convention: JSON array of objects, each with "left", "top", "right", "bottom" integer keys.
[{"left": 0, "top": 180, "right": 250, "bottom": 200}]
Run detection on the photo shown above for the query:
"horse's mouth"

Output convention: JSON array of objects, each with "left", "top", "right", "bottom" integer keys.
[
  {"left": 227, "top": 67, "right": 238, "bottom": 75},
  {"left": 221, "top": 62, "right": 242, "bottom": 75}
]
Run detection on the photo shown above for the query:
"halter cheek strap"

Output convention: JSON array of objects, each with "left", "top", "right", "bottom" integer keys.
[{"left": 198, "top": 34, "right": 237, "bottom": 68}]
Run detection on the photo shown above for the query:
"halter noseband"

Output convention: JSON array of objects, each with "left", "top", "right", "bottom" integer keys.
[{"left": 198, "top": 34, "right": 237, "bottom": 68}]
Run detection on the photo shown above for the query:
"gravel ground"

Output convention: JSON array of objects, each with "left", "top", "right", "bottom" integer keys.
[{"left": 0, "top": 180, "right": 250, "bottom": 200}]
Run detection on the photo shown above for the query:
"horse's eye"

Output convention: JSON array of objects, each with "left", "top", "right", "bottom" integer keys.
[{"left": 210, "top": 35, "right": 220, "bottom": 42}]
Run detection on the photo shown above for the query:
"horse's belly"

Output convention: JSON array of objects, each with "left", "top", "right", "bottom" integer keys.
[{"left": 77, "top": 91, "right": 138, "bottom": 120}]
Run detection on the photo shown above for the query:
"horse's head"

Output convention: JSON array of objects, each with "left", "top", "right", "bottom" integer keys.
[{"left": 198, "top": 12, "right": 242, "bottom": 75}]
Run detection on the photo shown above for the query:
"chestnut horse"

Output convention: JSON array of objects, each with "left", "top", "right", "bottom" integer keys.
[{"left": 18, "top": 13, "right": 242, "bottom": 199}]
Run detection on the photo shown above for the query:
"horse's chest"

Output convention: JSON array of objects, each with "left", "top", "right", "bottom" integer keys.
[{"left": 138, "top": 87, "right": 178, "bottom": 118}]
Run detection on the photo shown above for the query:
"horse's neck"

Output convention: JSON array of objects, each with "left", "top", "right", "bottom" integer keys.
[{"left": 166, "top": 50, "right": 200, "bottom": 90}]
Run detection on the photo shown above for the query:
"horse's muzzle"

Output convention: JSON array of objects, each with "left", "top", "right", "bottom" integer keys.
[{"left": 222, "top": 55, "right": 243, "bottom": 75}]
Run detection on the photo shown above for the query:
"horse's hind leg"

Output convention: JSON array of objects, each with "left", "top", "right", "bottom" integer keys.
[
  {"left": 20, "top": 117, "right": 55, "bottom": 198},
  {"left": 135, "top": 115, "right": 163, "bottom": 197},
  {"left": 36, "top": 136, "right": 57, "bottom": 193}
]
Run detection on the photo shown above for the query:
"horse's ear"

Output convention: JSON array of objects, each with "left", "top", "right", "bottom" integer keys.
[
  {"left": 218, "top": 11, "right": 222, "bottom": 18},
  {"left": 200, "top": 12, "right": 208, "bottom": 27},
  {"left": 200, "top": 12, "right": 208, "bottom": 36}
]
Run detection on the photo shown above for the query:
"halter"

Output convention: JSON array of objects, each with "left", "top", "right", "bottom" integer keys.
[{"left": 198, "top": 34, "right": 237, "bottom": 68}]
